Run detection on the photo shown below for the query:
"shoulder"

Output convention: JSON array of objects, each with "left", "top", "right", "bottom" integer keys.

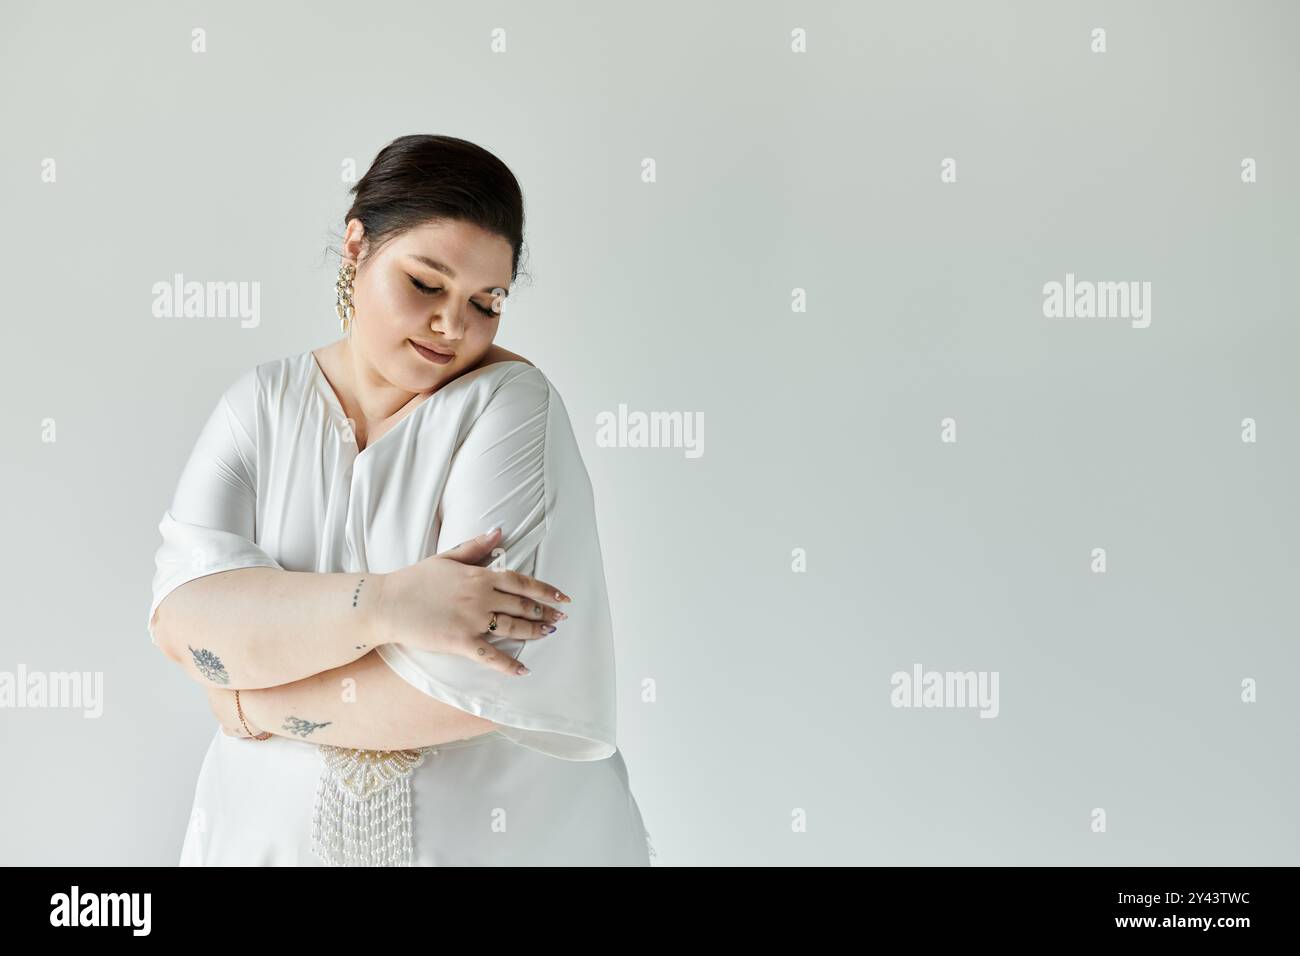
[
  {"left": 456, "top": 345, "right": 553, "bottom": 404},
  {"left": 216, "top": 350, "right": 309, "bottom": 437},
  {"left": 480, "top": 343, "right": 535, "bottom": 367},
  {"left": 214, "top": 364, "right": 260, "bottom": 429},
  {"left": 471, "top": 360, "right": 553, "bottom": 421},
  {"left": 443, "top": 360, "right": 555, "bottom": 454},
  {"left": 227, "top": 349, "right": 320, "bottom": 411}
]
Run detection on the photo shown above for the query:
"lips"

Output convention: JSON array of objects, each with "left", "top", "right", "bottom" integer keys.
[
  {"left": 410, "top": 340, "right": 455, "bottom": 365},
  {"left": 412, "top": 340, "right": 454, "bottom": 356}
]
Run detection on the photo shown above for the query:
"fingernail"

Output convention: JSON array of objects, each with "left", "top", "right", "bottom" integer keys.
[
  {"left": 554, "top": 610, "right": 568, "bottom": 621},
  {"left": 483, "top": 526, "right": 501, "bottom": 538},
  {"left": 555, "top": 590, "right": 570, "bottom": 603},
  {"left": 542, "top": 624, "right": 556, "bottom": 634},
  {"left": 517, "top": 664, "right": 531, "bottom": 676}
]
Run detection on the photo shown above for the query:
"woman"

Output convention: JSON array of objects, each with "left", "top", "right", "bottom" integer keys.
[{"left": 148, "top": 134, "right": 653, "bottom": 866}]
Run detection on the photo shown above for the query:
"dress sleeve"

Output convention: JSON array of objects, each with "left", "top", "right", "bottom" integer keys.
[
  {"left": 147, "top": 366, "right": 283, "bottom": 645},
  {"left": 375, "top": 366, "right": 619, "bottom": 761}
]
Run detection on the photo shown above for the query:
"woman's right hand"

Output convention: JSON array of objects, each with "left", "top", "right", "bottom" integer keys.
[{"left": 372, "top": 527, "right": 571, "bottom": 676}]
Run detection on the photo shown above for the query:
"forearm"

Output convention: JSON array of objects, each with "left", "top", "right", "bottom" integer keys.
[
  {"left": 154, "top": 566, "right": 386, "bottom": 690},
  {"left": 238, "top": 648, "right": 500, "bottom": 751}
]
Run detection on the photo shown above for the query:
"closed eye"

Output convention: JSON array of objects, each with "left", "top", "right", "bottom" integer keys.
[{"left": 410, "top": 276, "right": 499, "bottom": 317}]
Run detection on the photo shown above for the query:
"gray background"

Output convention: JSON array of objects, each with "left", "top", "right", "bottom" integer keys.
[{"left": 1, "top": 0, "right": 1296, "bottom": 865}]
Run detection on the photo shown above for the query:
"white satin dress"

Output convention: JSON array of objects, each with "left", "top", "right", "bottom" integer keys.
[{"left": 148, "top": 348, "right": 653, "bottom": 866}]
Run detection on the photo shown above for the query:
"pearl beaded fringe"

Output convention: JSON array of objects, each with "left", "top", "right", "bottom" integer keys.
[{"left": 310, "top": 745, "right": 434, "bottom": 867}]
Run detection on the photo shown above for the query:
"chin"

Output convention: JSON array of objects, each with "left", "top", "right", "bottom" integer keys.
[{"left": 410, "top": 359, "right": 452, "bottom": 383}]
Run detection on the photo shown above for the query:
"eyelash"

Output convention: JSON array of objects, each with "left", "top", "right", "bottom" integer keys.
[{"left": 409, "top": 276, "right": 498, "bottom": 317}]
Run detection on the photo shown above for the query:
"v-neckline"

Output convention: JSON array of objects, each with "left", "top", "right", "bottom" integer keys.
[
  {"left": 305, "top": 349, "right": 536, "bottom": 464},
  {"left": 307, "top": 349, "right": 438, "bottom": 462}
]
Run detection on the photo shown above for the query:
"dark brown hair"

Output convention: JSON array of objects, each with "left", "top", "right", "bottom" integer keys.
[{"left": 329, "top": 134, "right": 530, "bottom": 286}]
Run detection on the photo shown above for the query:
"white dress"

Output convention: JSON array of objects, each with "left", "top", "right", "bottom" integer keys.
[{"left": 148, "top": 349, "right": 653, "bottom": 866}]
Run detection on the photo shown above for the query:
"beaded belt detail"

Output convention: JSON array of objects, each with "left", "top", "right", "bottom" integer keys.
[{"left": 311, "top": 745, "right": 435, "bottom": 866}]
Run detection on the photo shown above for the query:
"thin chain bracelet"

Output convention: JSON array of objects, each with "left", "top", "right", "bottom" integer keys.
[{"left": 235, "top": 689, "right": 273, "bottom": 740}]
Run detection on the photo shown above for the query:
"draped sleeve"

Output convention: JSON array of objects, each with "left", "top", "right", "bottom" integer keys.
[
  {"left": 375, "top": 365, "right": 619, "bottom": 761},
  {"left": 147, "top": 366, "right": 283, "bottom": 645}
]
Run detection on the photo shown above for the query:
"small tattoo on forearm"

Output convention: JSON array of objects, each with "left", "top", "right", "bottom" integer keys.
[
  {"left": 282, "top": 716, "right": 333, "bottom": 738},
  {"left": 188, "top": 645, "right": 229, "bottom": 684},
  {"left": 348, "top": 574, "right": 369, "bottom": 650}
]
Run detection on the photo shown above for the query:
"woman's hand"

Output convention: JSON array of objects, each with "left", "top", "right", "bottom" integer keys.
[
  {"left": 373, "top": 527, "right": 571, "bottom": 677},
  {"left": 205, "top": 686, "right": 266, "bottom": 738}
]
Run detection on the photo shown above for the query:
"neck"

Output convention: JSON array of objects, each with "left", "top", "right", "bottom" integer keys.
[{"left": 321, "top": 338, "right": 429, "bottom": 446}]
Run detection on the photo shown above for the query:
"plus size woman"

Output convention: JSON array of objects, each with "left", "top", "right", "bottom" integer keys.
[{"left": 148, "top": 134, "right": 652, "bottom": 866}]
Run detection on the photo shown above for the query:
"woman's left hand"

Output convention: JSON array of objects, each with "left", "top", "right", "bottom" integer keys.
[{"left": 206, "top": 686, "right": 264, "bottom": 738}]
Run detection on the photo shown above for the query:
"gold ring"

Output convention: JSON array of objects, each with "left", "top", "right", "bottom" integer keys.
[{"left": 488, "top": 612, "right": 498, "bottom": 632}]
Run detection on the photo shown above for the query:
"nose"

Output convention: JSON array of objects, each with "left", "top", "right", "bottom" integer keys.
[{"left": 429, "top": 307, "right": 465, "bottom": 340}]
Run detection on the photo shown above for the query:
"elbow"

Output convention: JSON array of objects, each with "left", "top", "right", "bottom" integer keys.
[
  {"left": 421, "top": 702, "right": 503, "bottom": 749},
  {"left": 150, "top": 598, "right": 184, "bottom": 665}
]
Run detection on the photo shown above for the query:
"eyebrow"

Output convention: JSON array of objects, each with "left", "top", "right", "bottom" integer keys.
[{"left": 408, "top": 255, "right": 509, "bottom": 298}]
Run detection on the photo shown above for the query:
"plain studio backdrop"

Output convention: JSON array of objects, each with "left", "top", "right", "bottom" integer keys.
[{"left": 1, "top": 0, "right": 1297, "bottom": 866}]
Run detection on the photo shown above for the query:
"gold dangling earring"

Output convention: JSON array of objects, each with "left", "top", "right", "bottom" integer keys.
[{"left": 335, "top": 261, "right": 356, "bottom": 333}]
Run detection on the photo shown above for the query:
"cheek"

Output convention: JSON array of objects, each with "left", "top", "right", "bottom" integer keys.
[
  {"left": 469, "top": 314, "right": 500, "bottom": 342},
  {"left": 363, "top": 275, "right": 420, "bottom": 321}
]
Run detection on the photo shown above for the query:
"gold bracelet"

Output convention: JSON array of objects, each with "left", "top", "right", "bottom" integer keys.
[{"left": 235, "top": 689, "right": 272, "bottom": 740}]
